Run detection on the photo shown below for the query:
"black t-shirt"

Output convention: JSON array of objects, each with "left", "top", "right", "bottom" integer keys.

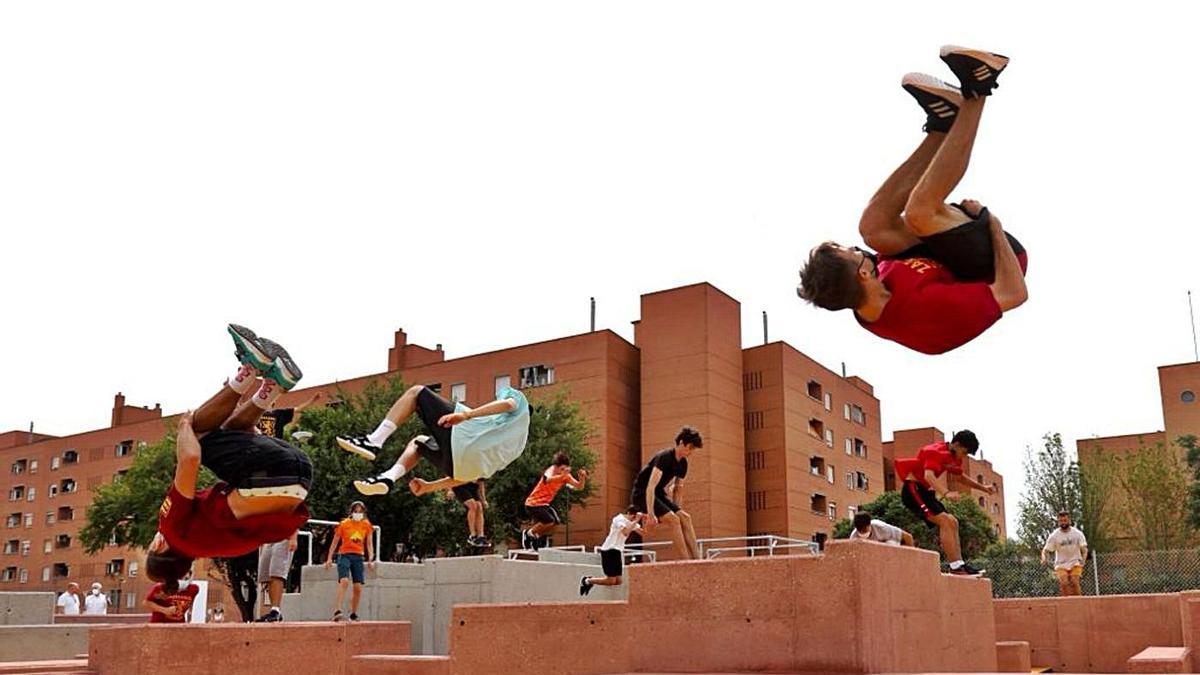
[
  {"left": 631, "top": 448, "right": 688, "bottom": 496},
  {"left": 256, "top": 408, "right": 295, "bottom": 439}
]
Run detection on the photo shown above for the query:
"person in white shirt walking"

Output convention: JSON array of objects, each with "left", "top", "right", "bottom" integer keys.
[
  {"left": 55, "top": 582, "right": 81, "bottom": 616},
  {"left": 580, "top": 507, "right": 645, "bottom": 596},
  {"left": 848, "top": 512, "right": 914, "bottom": 546},
  {"left": 1042, "top": 511, "right": 1089, "bottom": 596},
  {"left": 83, "top": 582, "right": 110, "bottom": 615}
]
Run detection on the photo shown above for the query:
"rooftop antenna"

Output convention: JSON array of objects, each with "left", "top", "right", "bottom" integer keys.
[
  {"left": 1190, "top": 291, "right": 1198, "bottom": 362},
  {"left": 841, "top": 362, "right": 847, "bottom": 377},
  {"left": 590, "top": 297, "right": 596, "bottom": 332},
  {"left": 762, "top": 311, "right": 768, "bottom": 345}
]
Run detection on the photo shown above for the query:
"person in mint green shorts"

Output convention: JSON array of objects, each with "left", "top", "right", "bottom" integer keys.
[{"left": 337, "top": 385, "right": 530, "bottom": 497}]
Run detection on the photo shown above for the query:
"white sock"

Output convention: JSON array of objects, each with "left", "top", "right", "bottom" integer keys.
[
  {"left": 367, "top": 420, "right": 398, "bottom": 447},
  {"left": 271, "top": 606, "right": 279, "bottom": 612},
  {"left": 227, "top": 366, "right": 259, "bottom": 395},
  {"left": 949, "top": 560, "right": 964, "bottom": 569},
  {"left": 381, "top": 462, "right": 407, "bottom": 482},
  {"left": 252, "top": 380, "right": 282, "bottom": 410}
]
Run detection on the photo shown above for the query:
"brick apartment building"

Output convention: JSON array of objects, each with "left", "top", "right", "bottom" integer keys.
[
  {"left": 0, "top": 282, "right": 1002, "bottom": 609},
  {"left": 881, "top": 427, "right": 1007, "bottom": 540},
  {"left": 1077, "top": 361, "right": 1200, "bottom": 548}
]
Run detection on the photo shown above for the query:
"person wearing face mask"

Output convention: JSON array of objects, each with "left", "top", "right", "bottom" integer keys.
[
  {"left": 1042, "top": 511, "right": 1089, "bottom": 596},
  {"left": 797, "top": 46, "right": 1028, "bottom": 355},
  {"left": 83, "top": 582, "right": 110, "bottom": 615},
  {"left": 325, "top": 501, "right": 375, "bottom": 621}
]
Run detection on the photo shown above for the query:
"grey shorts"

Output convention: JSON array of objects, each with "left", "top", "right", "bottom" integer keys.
[{"left": 257, "top": 539, "right": 294, "bottom": 582}]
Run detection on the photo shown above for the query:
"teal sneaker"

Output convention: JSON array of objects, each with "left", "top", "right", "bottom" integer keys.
[
  {"left": 260, "top": 338, "right": 303, "bottom": 391},
  {"left": 227, "top": 324, "right": 274, "bottom": 371}
]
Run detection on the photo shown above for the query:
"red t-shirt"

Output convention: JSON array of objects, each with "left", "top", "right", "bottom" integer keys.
[
  {"left": 894, "top": 441, "right": 964, "bottom": 488},
  {"left": 145, "top": 582, "right": 199, "bottom": 623},
  {"left": 859, "top": 253, "right": 1026, "bottom": 354},
  {"left": 157, "top": 483, "right": 309, "bottom": 559}
]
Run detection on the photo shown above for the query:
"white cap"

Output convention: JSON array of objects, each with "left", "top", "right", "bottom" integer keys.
[{"left": 91, "top": 582, "right": 102, "bottom": 591}]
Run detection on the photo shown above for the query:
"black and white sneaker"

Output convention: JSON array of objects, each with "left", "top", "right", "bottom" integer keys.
[
  {"left": 349, "top": 613, "right": 360, "bottom": 622},
  {"left": 579, "top": 576, "right": 593, "bottom": 597},
  {"left": 902, "top": 73, "right": 963, "bottom": 133},
  {"left": 337, "top": 435, "right": 381, "bottom": 461},
  {"left": 228, "top": 324, "right": 274, "bottom": 372},
  {"left": 255, "top": 608, "right": 283, "bottom": 623},
  {"left": 353, "top": 476, "right": 394, "bottom": 496},
  {"left": 260, "top": 338, "right": 303, "bottom": 391},
  {"left": 949, "top": 562, "right": 986, "bottom": 577},
  {"left": 940, "top": 45, "right": 1009, "bottom": 99},
  {"left": 469, "top": 535, "right": 489, "bottom": 548},
  {"left": 520, "top": 529, "right": 532, "bottom": 550}
]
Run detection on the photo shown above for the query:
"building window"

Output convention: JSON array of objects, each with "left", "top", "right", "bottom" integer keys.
[
  {"left": 810, "top": 494, "right": 827, "bottom": 515},
  {"left": 41, "top": 567, "right": 49, "bottom": 583},
  {"left": 745, "top": 411, "right": 765, "bottom": 430},
  {"left": 126, "top": 592, "right": 136, "bottom": 609},
  {"left": 747, "top": 491, "right": 767, "bottom": 511},
  {"left": 52, "top": 563, "right": 69, "bottom": 579},
  {"left": 994, "top": 524, "right": 1001, "bottom": 537},
  {"left": 3, "top": 540, "right": 17, "bottom": 555},
  {"left": 22, "top": 514, "right": 32, "bottom": 529},
  {"left": 55, "top": 534, "right": 71, "bottom": 549},
  {"left": 824, "top": 429, "right": 834, "bottom": 448},
  {"left": 808, "top": 418, "right": 824, "bottom": 438},
  {"left": 5, "top": 514, "right": 19, "bottom": 529},
  {"left": 855, "top": 471, "right": 869, "bottom": 491},
  {"left": 48, "top": 484, "right": 58, "bottom": 498},
  {"left": 106, "top": 559, "right": 125, "bottom": 576},
  {"left": 8, "top": 486, "right": 24, "bottom": 502},
  {"left": 746, "top": 451, "right": 766, "bottom": 471},
  {"left": 11, "top": 460, "right": 27, "bottom": 475},
  {"left": 450, "top": 383, "right": 467, "bottom": 403},
  {"left": 18, "top": 568, "right": 27, "bottom": 584},
  {"left": 1, "top": 567, "right": 16, "bottom": 582},
  {"left": 28, "top": 460, "right": 37, "bottom": 474},
  {"left": 848, "top": 505, "right": 857, "bottom": 519},
  {"left": 849, "top": 404, "right": 865, "bottom": 425},
  {"left": 58, "top": 478, "right": 75, "bottom": 494},
  {"left": 978, "top": 496, "right": 986, "bottom": 507},
  {"left": 25, "top": 487, "right": 35, "bottom": 502},
  {"left": 853, "top": 438, "right": 867, "bottom": 458},
  {"left": 846, "top": 471, "right": 855, "bottom": 490},
  {"left": 809, "top": 456, "right": 825, "bottom": 476},
  {"left": 744, "top": 371, "right": 764, "bottom": 391},
  {"left": 494, "top": 375, "right": 511, "bottom": 394},
  {"left": 828, "top": 502, "right": 837, "bottom": 520},
  {"left": 62, "top": 450, "right": 78, "bottom": 465},
  {"left": 992, "top": 503, "right": 999, "bottom": 515},
  {"left": 826, "top": 465, "right": 835, "bottom": 484},
  {"left": 518, "top": 365, "right": 555, "bottom": 388},
  {"left": 57, "top": 507, "right": 73, "bottom": 522},
  {"left": 42, "top": 539, "right": 50, "bottom": 554},
  {"left": 115, "top": 440, "right": 134, "bottom": 457},
  {"left": 843, "top": 403, "right": 851, "bottom": 420},
  {"left": 1183, "top": 390, "right": 1196, "bottom": 403},
  {"left": 845, "top": 438, "right": 852, "bottom": 456},
  {"left": 50, "top": 457, "right": 60, "bottom": 471},
  {"left": 128, "top": 562, "right": 139, "bottom": 578},
  {"left": 824, "top": 392, "right": 832, "bottom": 411},
  {"left": 20, "top": 541, "right": 29, "bottom": 557},
  {"left": 806, "top": 380, "right": 823, "bottom": 400},
  {"left": 44, "top": 512, "right": 55, "bottom": 526}
]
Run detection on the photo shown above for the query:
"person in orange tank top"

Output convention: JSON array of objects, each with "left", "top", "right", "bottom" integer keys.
[{"left": 520, "top": 453, "right": 586, "bottom": 550}]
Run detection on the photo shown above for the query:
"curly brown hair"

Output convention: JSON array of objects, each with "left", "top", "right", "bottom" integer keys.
[{"left": 797, "top": 242, "right": 865, "bottom": 311}]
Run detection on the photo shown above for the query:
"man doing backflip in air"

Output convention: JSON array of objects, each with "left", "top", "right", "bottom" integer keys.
[{"left": 797, "top": 45, "right": 1028, "bottom": 354}]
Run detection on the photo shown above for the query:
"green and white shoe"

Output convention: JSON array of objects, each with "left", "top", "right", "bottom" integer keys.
[
  {"left": 227, "top": 324, "right": 274, "bottom": 372},
  {"left": 260, "top": 338, "right": 303, "bottom": 391}
]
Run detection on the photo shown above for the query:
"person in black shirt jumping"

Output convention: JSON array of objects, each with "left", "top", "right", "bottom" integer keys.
[{"left": 630, "top": 426, "right": 702, "bottom": 560}]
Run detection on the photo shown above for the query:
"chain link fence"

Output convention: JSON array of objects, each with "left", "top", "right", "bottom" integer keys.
[{"left": 977, "top": 548, "right": 1200, "bottom": 598}]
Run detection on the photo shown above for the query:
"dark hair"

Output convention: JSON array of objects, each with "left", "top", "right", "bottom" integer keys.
[
  {"left": 1058, "top": 510, "right": 1071, "bottom": 518},
  {"left": 853, "top": 512, "right": 872, "bottom": 530},
  {"left": 146, "top": 551, "right": 194, "bottom": 592},
  {"left": 552, "top": 452, "right": 570, "bottom": 467},
  {"left": 951, "top": 430, "right": 980, "bottom": 455},
  {"left": 675, "top": 426, "right": 703, "bottom": 448},
  {"left": 349, "top": 500, "right": 366, "bottom": 514},
  {"left": 797, "top": 242, "right": 866, "bottom": 311},
  {"left": 626, "top": 504, "right": 639, "bottom": 515}
]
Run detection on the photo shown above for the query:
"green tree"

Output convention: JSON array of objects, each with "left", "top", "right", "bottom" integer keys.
[
  {"left": 1116, "top": 439, "right": 1195, "bottom": 550},
  {"left": 1016, "top": 433, "right": 1081, "bottom": 552},
  {"left": 832, "top": 490, "right": 997, "bottom": 560}
]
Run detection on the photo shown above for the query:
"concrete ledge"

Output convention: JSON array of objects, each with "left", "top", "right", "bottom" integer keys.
[
  {"left": 88, "top": 622, "right": 412, "bottom": 675},
  {"left": 0, "top": 659, "right": 92, "bottom": 674},
  {"left": 54, "top": 614, "right": 150, "bottom": 625},
  {"left": 1127, "top": 646, "right": 1190, "bottom": 673},
  {"left": 0, "top": 593, "right": 55, "bottom": 626},
  {"left": 0, "top": 625, "right": 92, "bottom": 662},
  {"left": 348, "top": 655, "right": 450, "bottom": 675},
  {"left": 996, "top": 641, "right": 1031, "bottom": 673}
]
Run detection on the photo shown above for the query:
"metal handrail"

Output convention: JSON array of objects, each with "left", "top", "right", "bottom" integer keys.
[
  {"left": 705, "top": 542, "right": 819, "bottom": 560},
  {"left": 696, "top": 534, "right": 814, "bottom": 558}
]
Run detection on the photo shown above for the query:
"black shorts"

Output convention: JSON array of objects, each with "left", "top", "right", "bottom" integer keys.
[
  {"left": 599, "top": 548, "right": 623, "bottom": 577},
  {"left": 901, "top": 480, "right": 945, "bottom": 527},
  {"left": 452, "top": 482, "right": 480, "bottom": 503},
  {"left": 200, "top": 430, "right": 313, "bottom": 491},
  {"left": 527, "top": 505, "right": 561, "bottom": 525},
  {"left": 414, "top": 386, "right": 456, "bottom": 478},
  {"left": 896, "top": 204, "right": 1027, "bottom": 282},
  {"left": 631, "top": 491, "right": 679, "bottom": 518}
]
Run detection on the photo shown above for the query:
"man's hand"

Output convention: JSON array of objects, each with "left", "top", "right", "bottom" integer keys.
[
  {"left": 287, "top": 539, "right": 298, "bottom": 553},
  {"left": 177, "top": 412, "right": 198, "bottom": 452},
  {"left": 162, "top": 604, "right": 181, "bottom": 619},
  {"left": 149, "top": 532, "right": 168, "bottom": 554},
  {"left": 438, "top": 412, "right": 468, "bottom": 427},
  {"left": 578, "top": 469, "right": 589, "bottom": 481},
  {"left": 645, "top": 513, "right": 658, "bottom": 529},
  {"left": 367, "top": 560, "right": 377, "bottom": 570},
  {"left": 409, "top": 478, "right": 432, "bottom": 496},
  {"left": 960, "top": 199, "right": 984, "bottom": 218},
  {"left": 324, "top": 559, "right": 333, "bottom": 569}
]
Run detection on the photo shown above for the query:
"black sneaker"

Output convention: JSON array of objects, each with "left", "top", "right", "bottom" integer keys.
[
  {"left": 469, "top": 535, "right": 489, "bottom": 548},
  {"left": 349, "top": 613, "right": 360, "bottom": 622},
  {"left": 353, "top": 475, "right": 394, "bottom": 496},
  {"left": 949, "top": 562, "right": 986, "bottom": 576},
  {"left": 520, "top": 529, "right": 532, "bottom": 550},
  {"left": 338, "top": 435, "right": 382, "bottom": 462},
  {"left": 579, "top": 576, "right": 593, "bottom": 597},
  {"left": 902, "top": 73, "right": 963, "bottom": 133},
  {"left": 255, "top": 608, "right": 283, "bottom": 623},
  {"left": 940, "top": 45, "right": 1009, "bottom": 99},
  {"left": 228, "top": 324, "right": 274, "bottom": 372},
  {"left": 259, "top": 338, "right": 303, "bottom": 391}
]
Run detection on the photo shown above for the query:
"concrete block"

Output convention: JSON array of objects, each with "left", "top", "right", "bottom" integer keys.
[
  {"left": 0, "top": 625, "right": 92, "bottom": 662},
  {"left": 996, "top": 640, "right": 1031, "bottom": 672},
  {"left": 0, "top": 592, "right": 55, "bottom": 625},
  {"left": 1127, "top": 646, "right": 1191, "bottom": 673},
  {"left": 348, "top": 655, "right": 449, "bottom": 675}
]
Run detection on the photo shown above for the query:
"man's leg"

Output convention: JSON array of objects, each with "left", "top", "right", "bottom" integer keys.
[
  {"left": 339, "top": 386, "right": 445, "bottom": 461},
  {"left": 677, "top": 510, "right": 701, "bottom": 560},
  {"left": 859, "top": 132, "right": 945, "bottom": 255},
  {"left": 332, "top": 578, "right": 349, "bottom": 618},
  {"left": 1069, "top": 569, "right": 1084, "bottom": 596},
  {"left": 222, "top": 379, "right": 283, "bottom": 431},
  {"left": 353, "top": 437, "right": 426, "bottom": 495},
  {"left": 586, "top": 575, "right": 622, "bottom": 587},
  {"left": 193, "top": 377, "right": 253, "bottom": 433},
  {"left": 350, "top": 582, "right": 362, "bottom": 616},
  {"left": 658, "top": 512, "right": 689, "bottom": 560},
  {"left": 929, "top": 512, "right": 963, "bottom": 563},
  {"left": 903, "top": 97, "right": 985, "bottom": 237}
]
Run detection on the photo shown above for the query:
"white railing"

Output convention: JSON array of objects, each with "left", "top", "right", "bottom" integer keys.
[
  {"left": 299, "top": 518, "right": 382, "bottom": 564},
  {"left": 698, "top": 534, "right": 819, "bottom": 560}
]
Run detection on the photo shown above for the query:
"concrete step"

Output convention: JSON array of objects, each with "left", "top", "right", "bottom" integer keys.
[
  {"left": 348, "top": 655, "right": 450, "bottom": 675},
  {"left": 0, "top": 660, "right": 93, "bottom": 674}
]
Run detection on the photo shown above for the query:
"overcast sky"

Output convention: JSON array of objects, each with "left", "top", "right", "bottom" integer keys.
[{"left": 3, "top": 2, "right": 1198, "bottom": 537}]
